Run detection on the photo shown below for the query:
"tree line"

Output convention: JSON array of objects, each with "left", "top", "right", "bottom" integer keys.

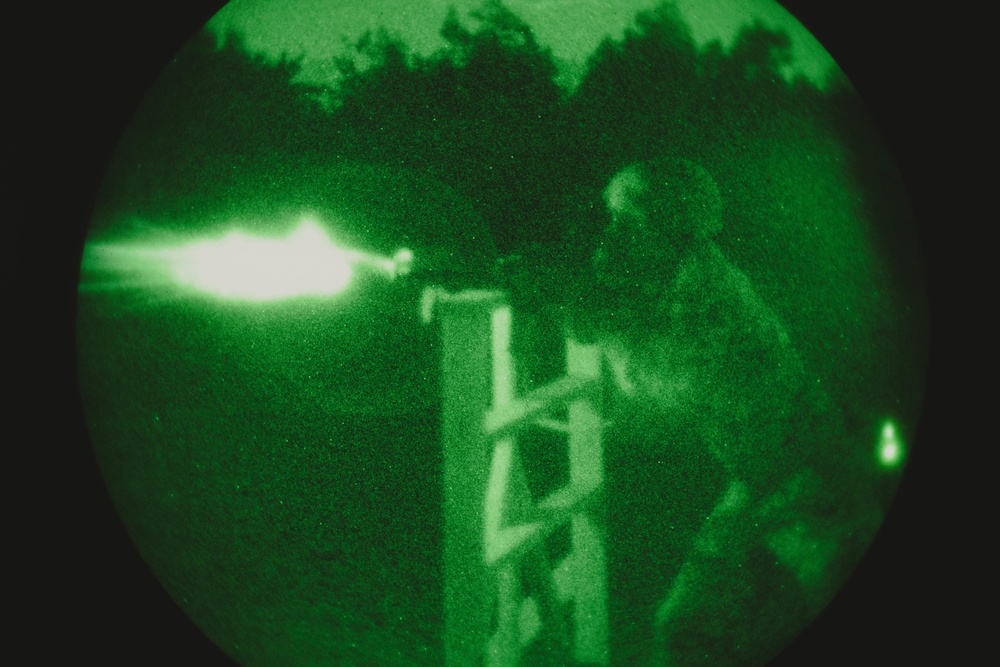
[
  {"left": 94, "top": 1, "right": 890, "bottom": 255},
  {"left": 92, "top": 0, "right": 922, "bottom": 439}
]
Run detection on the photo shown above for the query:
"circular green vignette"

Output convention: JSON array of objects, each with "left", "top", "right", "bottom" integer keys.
[{"left": 75, "top": 1, "right": 928, "bottom": 665}]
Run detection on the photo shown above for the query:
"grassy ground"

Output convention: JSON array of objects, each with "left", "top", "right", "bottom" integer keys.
[
  {"left": 76, "top": 261, "right": 912, "bottom": 665},
  {"left": 78, "top": 288, "right": 446, "bottom": 666}
]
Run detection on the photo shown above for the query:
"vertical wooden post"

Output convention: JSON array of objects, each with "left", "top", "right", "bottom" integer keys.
[
  {"left": 566, "top": 338, "right": 609, "bottom": 665},
  {"left": 486, "top": 302, "right": 522, "bottom": 667},
  {"left": 436, "top": 288, "right": 609, "bottom": 666},
  {"left": 439, "top": 290, "right": 508, "bottom": 667}
]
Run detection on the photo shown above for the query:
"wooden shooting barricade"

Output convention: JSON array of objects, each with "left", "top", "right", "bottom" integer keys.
[{"left": 427, "top": 287, "right": 609, "bottom": 666}]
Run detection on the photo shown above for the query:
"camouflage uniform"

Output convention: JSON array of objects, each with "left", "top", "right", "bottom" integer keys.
[{"left": 586, "top": 160, "right": 877, "bottom": 665}]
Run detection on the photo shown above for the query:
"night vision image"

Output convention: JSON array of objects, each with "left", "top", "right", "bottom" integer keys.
[{"left": 75, "top": 1, "right": 927, "bottom": 665}]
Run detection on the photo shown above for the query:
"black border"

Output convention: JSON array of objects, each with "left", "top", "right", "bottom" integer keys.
[{"left": 23, "top": 1, "right": 959, "bottom": 664}]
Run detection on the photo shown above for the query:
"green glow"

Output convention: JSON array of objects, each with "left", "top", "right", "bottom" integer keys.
[{"left": 878, "top": 419, "right": 905, "bottom": 468}]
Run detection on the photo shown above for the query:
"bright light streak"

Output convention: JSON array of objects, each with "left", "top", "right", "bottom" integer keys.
[
  {"left": 168, "top": 219, "right": 353, "bottom": 301},
  {"left": 80, "top": 218, "right": 412, "bottom": 302}
]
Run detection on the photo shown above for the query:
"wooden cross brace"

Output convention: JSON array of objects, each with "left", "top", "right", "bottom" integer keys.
[{"left": 433, "top": 287, "right": 608, "bottom": 666}]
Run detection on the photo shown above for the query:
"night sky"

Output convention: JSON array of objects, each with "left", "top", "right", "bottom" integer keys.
[{"left": 208, "top": 0, "right": 837, "bottom": 89}]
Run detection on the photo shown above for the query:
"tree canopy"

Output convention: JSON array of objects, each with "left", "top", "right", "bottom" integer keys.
[{"left": 92, "top": 1, "right": 921, "bottom": 440}]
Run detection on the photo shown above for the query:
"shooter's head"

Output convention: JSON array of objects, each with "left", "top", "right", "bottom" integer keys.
[
  {"left": 602, "top": 157, "right": 723, "bottom": 245},
  {"left": 586, "top": 158, "right": 723, "bottom": 340}
]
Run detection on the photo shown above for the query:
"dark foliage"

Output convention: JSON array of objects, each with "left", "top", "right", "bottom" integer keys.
[
  {"left": 92, "top": 1, "right": 883, "bottom": 278},
  {"left": 91, "top": 0, "right": 922, "bottom": 457},
  {"left": 92, "top": 29, "right": 327, "bottom": 230}
]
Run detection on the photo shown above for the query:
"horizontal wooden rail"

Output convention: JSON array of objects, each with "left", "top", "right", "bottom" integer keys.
[
  {"left": 534, "top": 416, "right": 615, "bottom": 436},
  {"left": 485, "top": 481, "right": 601, "bottom": 567},
  {"left": 484, "top": 374, "right": 600, "bottom": 440},
  {"left": 533, "top": 416, "right": 571, "bottom": 433}
]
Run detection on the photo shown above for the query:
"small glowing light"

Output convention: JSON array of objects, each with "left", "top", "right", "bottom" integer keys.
[
  {"left": 393, "top": 248, "right": 414, "bottom": 277},
  {"left": 877, "top": 418, "right": 905, "bottom": 468},
  {"left": 881, "top": 440, "right": 899, "bottom": 462}
]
